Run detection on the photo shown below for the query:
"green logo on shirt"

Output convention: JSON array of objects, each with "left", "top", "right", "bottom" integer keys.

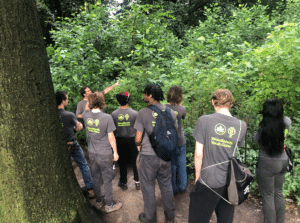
[
  {"left": 174, "top": 111, "right": 178, "bottom": 116},
  {"left": 118, "top": 114, "right": 125, "bottom": 121},
  {"left": 228, "top": 127, "right": 236, "bottom": 138},
  {"left": 215, "top": 123, "right": 226, "bottom": 135},
  {"left": 87, "top": 118, "right": 94, "bottom": 126},
  {"left": 94, "top": 119, "right": 100, "bottom": 127},
  {"left": 152, "top": 111, "right": 158, "bottom": 118},
  {"left": 125, "top": 114, "right": 129, "bottom": 120}
]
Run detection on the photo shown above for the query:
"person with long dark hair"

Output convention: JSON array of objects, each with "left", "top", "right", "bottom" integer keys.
[{"left": 255, "top": 98, "right": 292, "bottom": 223}]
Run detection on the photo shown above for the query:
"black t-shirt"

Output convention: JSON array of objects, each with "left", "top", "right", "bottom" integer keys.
[{"left": 58, "top": 109, "right": 78, "bottom": 142}]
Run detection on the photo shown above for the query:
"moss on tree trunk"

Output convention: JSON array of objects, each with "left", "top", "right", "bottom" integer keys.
[{"left": 0, "top": 0, "right": 105, "bottom": 222}]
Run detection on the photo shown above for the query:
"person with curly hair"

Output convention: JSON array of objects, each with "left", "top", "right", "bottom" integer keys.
[
  {"left": 82, "top": 91, "right": 122, "bottom": 213},
  {"left": 255, "top": 98, "right": 292, "bottom": 223},
  {"left": 166, "top": 86, "right": 187, "bottom": 195}
]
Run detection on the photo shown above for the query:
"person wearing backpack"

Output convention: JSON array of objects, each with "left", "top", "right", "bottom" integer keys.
[
  {"left": 134, "top": 84, "right": 178, "bottom": 223},
  {"left": 166, "top": 86, "right": 187, "bottom": 195},
  {"left": 189, "top": 89, "right": 247, "bottom": 223},
  {"left": 111, "top": 92, "right": 140, "bottom": 190}
]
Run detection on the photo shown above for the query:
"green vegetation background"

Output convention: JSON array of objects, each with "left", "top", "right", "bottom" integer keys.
[{"left": 1, "top": 0, "right": 300, "bottom": 221}]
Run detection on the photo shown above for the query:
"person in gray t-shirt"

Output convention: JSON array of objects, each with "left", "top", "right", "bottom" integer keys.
[
  {"left": 189, "top": 89, "right": 247, "bottom": 223},
  {"left": 82, "top": 91, "right": 122, "bottom": 213},
  {"left": 166, "top": 86, "right": 187, "bottom": 194},
  {"left": 255, "top": 99, "right": 291, "bottom": 223},
  {"left": 134, "top": 84, "right": 177, "bottom": 223},
  {"left": 56, "top": 91, "right": 95, "bottom": 199},
  {"left": 111, "top": 92, "right": 140, "bottom": 190},
  {"left": 76, "top": 79, "right": 120, "bottom": 119}
]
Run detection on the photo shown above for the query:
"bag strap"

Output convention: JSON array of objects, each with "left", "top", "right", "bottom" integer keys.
[{"left": 198, "top": 120, "right": 242, "bottom": 204}]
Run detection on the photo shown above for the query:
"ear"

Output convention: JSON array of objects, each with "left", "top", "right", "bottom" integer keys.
[{"left": 211, "top": 99, "right": 215, "bottom": 106}]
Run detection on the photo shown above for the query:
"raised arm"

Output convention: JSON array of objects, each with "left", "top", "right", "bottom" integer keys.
[{"left": 103, "top": 79, "right": 120, "bottom": 94}]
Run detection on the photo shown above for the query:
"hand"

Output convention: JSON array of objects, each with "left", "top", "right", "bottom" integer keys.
[
  {"left": 113, "top": 152, "right": 119, "bottom": 161},
  {"left": 114, "top": 79, "right": 120, "bottom": 87}
]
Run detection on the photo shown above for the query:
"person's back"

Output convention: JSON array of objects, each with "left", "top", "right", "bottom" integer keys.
[
  {"left": 111, "top": 92, "right": 140, "bottom": 190},
  {"left": 82, "top": 91, "right": 122, "bottom": 213},
  {"left": 255, "top": 99, "right": 291, "bottom": 223},
  {"left": 189, "top": 89, "right": 247, "bottom": 223}
]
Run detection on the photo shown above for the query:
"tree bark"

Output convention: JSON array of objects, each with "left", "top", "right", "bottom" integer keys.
[{"left": 0, "top": 0, "right": 105, "bottom": 222}]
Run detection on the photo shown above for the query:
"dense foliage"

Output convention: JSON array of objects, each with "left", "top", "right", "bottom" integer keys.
[{"left": 46, "top": 0, "right": 300, "bottom": 204}]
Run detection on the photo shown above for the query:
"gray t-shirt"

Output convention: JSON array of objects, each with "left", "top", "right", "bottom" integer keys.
[
  {"left": 58, "top": 109, "right": 78, "bottom": 142},
  {"left": 111, "top": 108, "right": 138, "bottom": 138},
  {"left": 165, "top": 104, "right": 186, "bottom": 146},
  {"left": 134, "top": 103, "right": 178, "bottom": 155},
  {"left": 255, "top": 116, "right": 291, "bottom": 160},
  {"left": 192, "top": 113, "right": 247, "bottom": 188},
  {"left": 82, "top": 110, "right": 116, "bottom": 155},
  {"left": 76, "top": 91, "right": 106, "bottom": 116}
]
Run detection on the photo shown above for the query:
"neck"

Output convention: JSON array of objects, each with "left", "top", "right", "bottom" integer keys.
[
  {"left": 83, "top": 97, "right": 88, "bottom": 101},
  {"left": 215, "top": 107, "right": 232, "bottom": 116},
  {"left": 148, "top": 100, "right": 160, "bottom": 106},
  {"left": 58, "top": 104, "right": 64, "bottom": 110},
  {"left": 120, "top": 104, "right": 129, "bottom": 109}
]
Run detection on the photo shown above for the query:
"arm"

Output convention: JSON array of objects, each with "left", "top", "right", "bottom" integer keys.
[
  {"left": 103, "top": 79, "right": 120, "bottom": 94},
  {"left": 84, "top": 101, "right": 90, "bottom": 111},
  {"left": 194, "top": 141, "right": 204, "bottom": 184},
  {"left": 77, "top": 114, "right": 83, "bottom": 119},
  {"left": 108, "top": 132, "right": 119, "bottom": 161},
  {"left": 135, "top": 131, "right": 143, "bottom": 152},
  {"left": 75, "top": 121, "right": 83, "bottom": 131}
]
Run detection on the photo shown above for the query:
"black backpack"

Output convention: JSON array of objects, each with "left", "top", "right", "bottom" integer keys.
[{"left": 146, "top": 105, "right": 178, "bottom": 161}]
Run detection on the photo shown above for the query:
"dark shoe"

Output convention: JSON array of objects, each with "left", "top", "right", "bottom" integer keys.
[
  {"left": 135, "top": 181, "right": 141, "bottom": 190},
  {"left": 139, "top": 213, "right": 148, "bottom": 222},
  {"left": 87, "top": 188, "right": 95, "bottom": 199},
  {"left": 104, "top": 201, "right": 122, "bottom": 213},
  {"left": 118, "top": 181, "right": 128, "bottom": 190}
]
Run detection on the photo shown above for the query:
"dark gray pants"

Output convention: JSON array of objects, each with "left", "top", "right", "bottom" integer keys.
[
  {"left": 257, "top": 158, "right": 288, "bottom": 223},
  {"left": 89, "top": 153, "right": 114, "bottom": 206},
  {"left": 137, "top": 154, "right": 175, "bottom": 222}
]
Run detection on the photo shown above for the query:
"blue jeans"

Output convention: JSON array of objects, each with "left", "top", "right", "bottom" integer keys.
[
  {"left": 171, "top": 143, "right": 187, "bottom": 194},
  {"left": 68, "top": 140, "right": 93, "bottom": 189}
]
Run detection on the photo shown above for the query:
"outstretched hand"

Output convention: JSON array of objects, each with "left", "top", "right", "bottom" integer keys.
[{"left": 114, "top": 79, "right": 120, "bottom": 86}]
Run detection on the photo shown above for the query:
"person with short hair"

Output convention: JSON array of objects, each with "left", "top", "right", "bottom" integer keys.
[
  {"left": 82, "top": 91, "right": 122, "bottom": 213},
  {"left": 56, "top": 91, "right": 95, "bottom": 199},
  {"left": 255, "top": 98, "right": 291, "bottom": 223},
  {"left": 189, "top": 89, "right": 247, "bottom": 223},
  {"left": 76, "top": 80, "right": 120, "bottom": 119},
  {"left": 134, "top": 84, "right": 178, "bottom": 223},
  {"left": 111, "top": 92, "right": 140, "bottom": 190},
  {"left": 166, "top": 86, "right": 187, "bottom": 195}
]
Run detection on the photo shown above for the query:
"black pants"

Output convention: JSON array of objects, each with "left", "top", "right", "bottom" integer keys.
[
  {"left": 189, "top": 181, "right": 234, "bottom": 223},
  {"left": 116, "top": 137, "right": 139, "bottom": 184}
]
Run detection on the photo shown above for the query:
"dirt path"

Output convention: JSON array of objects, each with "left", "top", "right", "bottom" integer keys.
[{"left": 72, "top": 151, "right": 300, "bottom": 223}]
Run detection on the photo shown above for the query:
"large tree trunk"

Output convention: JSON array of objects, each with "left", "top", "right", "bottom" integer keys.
[{"left": 0, "top": 0, "right": 104, "bottom": 222}]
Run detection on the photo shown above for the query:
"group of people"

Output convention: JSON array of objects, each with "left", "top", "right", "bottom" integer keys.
[{"left": 56, "top": 81, "right": 291, "bottom": 223}]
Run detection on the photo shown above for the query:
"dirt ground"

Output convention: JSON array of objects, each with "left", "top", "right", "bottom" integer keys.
[{"left": 72, "top": 150, "right": 300, "bottom": 223}]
